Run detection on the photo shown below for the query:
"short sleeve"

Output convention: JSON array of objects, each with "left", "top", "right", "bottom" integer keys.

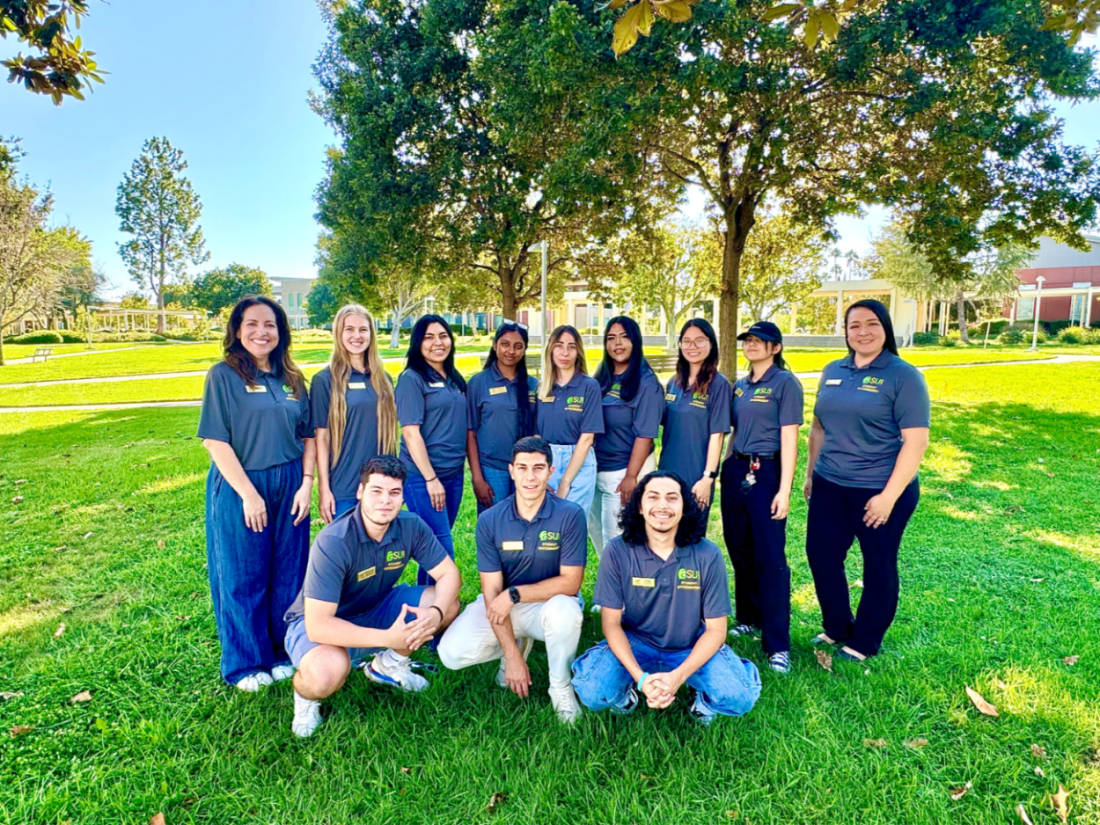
[
  {"left": 466, "top": 375, "right": 482, "bottom": 432},
  {"left": 302, "top": 535, "right": 349, "bottom": 605},
  {"left": 476, "top": 511, "right": 502, "bottom": 574},
  {"left": 632, "top": 377, "right": 664, "bottom": 439},
  {"left": 558, "top": 503, "right": 588, "bottom": 569},
  {"left": 660, "top": 377, "right": 674, "bottom": 427},
  {"left": 812, "top": 366, "right": 832, "bottom": 418},
  {"left": 700, "top": 547, "right": 731, "bottom": 619},
  {"left": 396, "top": 371, "right": 426, "bottom": 426},
  {"left": 409, "top": 516, "right": 449, "bottom": 571},
  {"left": 593, "top": 542, "right": 625, "bottom": 610},
  {"left": 580, "top": 378, "right": 605, "bottom": 434},
  {"left": 297, "top": 384, "right": 315, "bottom": 440},
  {"left": 777, "top": 376, "right": 805, "bottom": 427},
  {"left": 894, "top": 367, "right": 931, "bottom": 430},
  {"left": 197, "top": 366, "right": 232, "bottom": 442},
  {"left": 708, "top": 377, "right": 732, "bottom": 434},
  {"left": 310, "top": 369, "right": 332, "bottom": 431}
]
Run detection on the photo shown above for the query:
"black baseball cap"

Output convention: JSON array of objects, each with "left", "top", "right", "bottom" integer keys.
[{"left": 737, "top": 321, "right": 783, "bottom": 344}]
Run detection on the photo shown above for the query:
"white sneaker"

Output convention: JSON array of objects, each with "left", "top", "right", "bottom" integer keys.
[
  {"left": 271, "top": 664, "right": 296, "bottom": 682},
  {"left": 365, "top": 653, "right": 429, "bottom": 693},
  {"left": 234, "top": 672, "right": 274, "bottom": 692},
  {"left": 291, "top": 693, "right": 322, "bottom": 738},
  {"left": 590, "top": 604, "right": 602, "bottom": 614},
  {"left": 548, "top": 685, "right": 582, "bottom": 724},
  {"left": 495, "top": 637, "right": 536, "bottom": 688}
]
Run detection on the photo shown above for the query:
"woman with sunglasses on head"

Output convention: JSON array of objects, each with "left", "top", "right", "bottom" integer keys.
[
  {"left": 535, "top": 324, "right": 604, "bottom": 515},
  {"left": 198, "top": 295, "right": 315, "bottom": 691},
  {"left": 467, "top": 320, "right": 538, "bottom": 514},
  {"left": 720, "top": 322, "right": 803, "bottom": 674},
  {"left": 396, "top": 314, "right": 468, "bottom": 584},
  {"left": 311, "top": 305, "right": 398, "bottom": 523},
  {"left": 804, "top": 299, "right": 930, "bottom": 662},
  {"left": 658, "top": 318, "right": 731, "bottom": 521},
  {"left": 590, "top": 316, "right": 664, "bottom": 559}
]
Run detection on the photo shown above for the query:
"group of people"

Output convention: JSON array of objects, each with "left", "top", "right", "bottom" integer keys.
[{"left": 198, "top": 294, "right": 931, "bottom": 735}]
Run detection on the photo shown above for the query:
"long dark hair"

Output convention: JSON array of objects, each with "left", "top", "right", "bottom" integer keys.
[
  {"left": 845, "top": 299, "right": 899, "bottom": 357},
  {"left": 222, "top": 295, "right": 305, "bottom": 394},
  {"left": 404, "top": 314, "right": 467, "bottom": 392},
  {"left": 619, "top": 471, "right": 708, "bottom": 548},
  {"left": 675, "top": 318, "right": 719, "bottom": 395},
  {"left": 484, "top": 320, "right": 533, "bottom": 438},
  {"left": 595, "top": 315, "right": 649, "bottom": 402}
]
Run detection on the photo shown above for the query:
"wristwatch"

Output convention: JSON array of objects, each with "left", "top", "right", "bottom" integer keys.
[
  {"left": 508, "top": 586, "right": 521, "bottom": 605},
  {"left": 704, "top": 469, "right": 719, "bottom": 480}
]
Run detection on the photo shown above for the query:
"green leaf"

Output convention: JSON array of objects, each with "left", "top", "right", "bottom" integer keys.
[
  {"left": 820, "top": 11, "right": 840, "bottom": 39},
  {"left": 763, "top": 3, "right": 803, "bottom": 22},
  {"left": 805, "top": 13, "right": 821, "bottom": 48}
]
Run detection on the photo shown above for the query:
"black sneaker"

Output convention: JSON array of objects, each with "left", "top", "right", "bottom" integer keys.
[
  {"left": 768, "top": 651, "right": 791, "bottom": 674},
  {"left": 729, "top": 624, "right": 759, "bottom": 637},
  {"left": 611, "top": 685, "right": 639, "bottom": 716}
]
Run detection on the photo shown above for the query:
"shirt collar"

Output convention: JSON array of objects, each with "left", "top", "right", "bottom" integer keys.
[
  {"left": 748, "top": 364, "right": 779, "bottom": 385},
  {"left": 509, "top": 492, "right": 553, "bottom": 523},
  {"left": 841, "top": 350, "right": 894, "bottom": 371},
  {"left": 556, "top": 370, "right": 584, "bottom": 391},
  {"left": 489, "top": 362, "right": 514, "bottom": 384},
  {"left": 351, "top": 507, "right": 399, "bottom": 549}
]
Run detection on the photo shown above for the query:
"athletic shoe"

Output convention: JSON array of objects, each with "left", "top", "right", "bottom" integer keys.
[
  {"left": 365, "top": 653, "right": 429, "bottom": 693},
  {"left": 291, "top": 692, "right": 322, "bottom": 738},
  {"left": 495, "top": 636, "right": 536, "bottom": 688},
  {"left": 271, "top": 664, "right": 296, "bottom": 682},
  {"left": 768, "top": 651, "right": 791, "bottom": 674},
  {"left": 548, "top": 685, "right": 582, "bottom": 724},
  {"left": 688, "top": 689, "right": 717, "bottom": 726},
  {"left": 234, "top": 672, "right": 274, "bottom": 692},
  {"left": 590, "top": 604, "right": 602, "bottom": 614},
  {"left": 610, "top": 685, "right": 639, "bottom": 716},
  {"left": 729, "top": 624, "right": 759, "bottom": 637}
]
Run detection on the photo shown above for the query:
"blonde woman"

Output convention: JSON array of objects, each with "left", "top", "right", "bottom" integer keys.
[
  {"left": 535, "top": 324, "right": 604, "bottom": 515},
  {"left": 311, "top": 305, "right": 398, "bottom": 523}
]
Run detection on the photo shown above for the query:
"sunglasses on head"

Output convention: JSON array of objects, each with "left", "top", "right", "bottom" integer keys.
[{"left": 500, "top": 320, "right": 529, "bottom": 331}]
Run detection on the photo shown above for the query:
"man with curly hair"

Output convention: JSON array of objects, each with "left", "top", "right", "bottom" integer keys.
[{"left": 571, "top": 472, "right": 761, "bottom": 724}]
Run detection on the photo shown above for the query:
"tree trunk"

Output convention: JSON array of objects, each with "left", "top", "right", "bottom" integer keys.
[
  {"left": 956, "top": 291, "right": 970, "bottom": 343},
  {"left": 156, "top": 290, "right": 166, "bottom": 335},
  {"left": 665, "top": 305, "right": 677, "bottom": 353},
  {"left": 0, "top": 330, "right": 5, "bottom": 367},
  {"left": 500, "top": 263, "right": 517, "bottom": 321},
  {"left": 390, "top": 308, "right": 402, "bottom": 349},
  {"left": 718, "top": 197, "right": 757, "bottom": 381}
]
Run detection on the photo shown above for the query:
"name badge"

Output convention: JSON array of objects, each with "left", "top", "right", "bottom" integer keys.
[
  {"left": 356, "top": 566, "right": 376, "bottom": 582},
  {"left": 734, "top": 387, "right": 744, "bottom": 397},
  {"left": 825, "top": 379, "right": 843, "bottom": 386},
  {"left": 489, "top": 386, "right": 508, "bottom": 396},
  {"left": 429, "top": 382, "right": 446, "bottom": 388},
  {"left": 632, "top": 577, "right": 655, "bottom": 588},
  {"left": 245, "top": 384, "right": 268, "bottom": 393},
  {"left": 664, "top": 393, "right": 677, "bottom": 402},
  {"left": 348, "top": 382, "right": 367, "bottom": 390},
  {"left": 541, "top": 396, "right": 555, "bottom": 403},
  {"left": 501, "top": 541, "right": 525, "bottom": 551}
]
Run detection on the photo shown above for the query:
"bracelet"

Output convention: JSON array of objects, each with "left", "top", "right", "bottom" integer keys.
[
  {"left": 302, "top": 473, "right": 314, "bottom": 479},
  {"left": 424, "top": 476, "right": 437, "bottom": 483},
  {"left": 637, "top": 672, "right": 649, "bottom": 691},
  {"left": 429, "top": 605, "right": 444, "bottom": 623}
]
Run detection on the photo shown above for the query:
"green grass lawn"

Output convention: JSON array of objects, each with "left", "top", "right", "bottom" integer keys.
[
  {"left": 2, "top": 363, "right": 1099, "bottom": 823},
  {"left": 1, "top": 342, "right": 140, "bottom": 361}
]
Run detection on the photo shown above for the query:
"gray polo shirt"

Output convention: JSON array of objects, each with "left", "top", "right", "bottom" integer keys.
[
  {"left": 396, "top": 368, "right": 468, "bottom": 477},
  {"left": 594, "top": 366, "right": 665, "bottom": 472},
  {"left": 467, "top": 364, "right": 539, "bottom": 472},
  {"left": 284, "top": 509, "right": 448, "bottom": 622},
  {"left": 658, "top": 373, "right": 732, "bottom": 484},
  {"left": 535, "top": 372, "right": 605, "bottom": 445},
  {"left": 813, "top": 351, "right": 931, "bottom": 489},
  {"left": 311, "top": 366, "right": 390, "bottom": 500},
  {"left": 730, "top": 365, "right": 804, "bottom": 455},
  {"left": 594, "top": 536, "right": 731, "bottom": 651},
  {"left": 476, "top": 493, "right": 588, "bottom": 588},
  {"left": 197, "top": 361, "right": 313, "bottom": 471}
]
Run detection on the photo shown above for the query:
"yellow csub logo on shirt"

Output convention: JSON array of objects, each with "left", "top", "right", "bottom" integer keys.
[
  {"left": 357, "top": 566, "right": 376, "bottom": 582},
  {"left": 489, "top": 386, "right": 508, "bottom": 396},
  {"left": 501, "top": 541, "right": 525, "bottom": 551},
  {"left": 632, "top": 577, "right": 656, "bottom": 588}
]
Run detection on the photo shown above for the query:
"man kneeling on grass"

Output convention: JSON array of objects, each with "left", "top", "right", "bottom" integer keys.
[
  {"left": 571, "top": 472, "right": 761, "bottom": 724},
  {"left": 283, "top": 456, "right": 461, "bottom": 737},
  {"left": 438, "top": 437, "right": 586, "bottom": 723}
]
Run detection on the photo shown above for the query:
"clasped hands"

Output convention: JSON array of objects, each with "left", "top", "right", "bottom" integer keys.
[{"left": 640, "top": 670, "right": 686, "bottom": 709}]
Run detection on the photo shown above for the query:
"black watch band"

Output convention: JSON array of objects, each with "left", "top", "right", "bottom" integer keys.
[
  {"left": 705, "top": 469, "right": 719, "bottom": 480},
  {"left": 508, "top": 586, "right": 521, "bottom": 605}
]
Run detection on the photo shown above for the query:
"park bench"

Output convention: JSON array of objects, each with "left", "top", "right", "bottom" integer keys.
[{"left": 30, "top": 347, "right": 53, "bottom": 363}]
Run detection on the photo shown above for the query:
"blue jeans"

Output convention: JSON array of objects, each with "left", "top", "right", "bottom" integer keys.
[
  {"left": 404, "top": 469, "right": 464, "bottom": 585},
  {"left": 205, "top": 458, "right": 310, "bottom": 685},
  {"left": 478, "top": 465, "right": 514, "bottom": 515},
  {"left": 335, "top": 498, "right": 359, "bottom": 519},
  {"left": 572, "top": 634, "right": 761, "bottom": 717},
  {"left": 548, "top": 443, "right": 597, "bottom": 517}
]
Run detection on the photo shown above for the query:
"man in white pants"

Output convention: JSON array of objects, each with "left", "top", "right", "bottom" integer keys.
[{"left": 438, "top": 436, "right": 586, "bottom": 723}]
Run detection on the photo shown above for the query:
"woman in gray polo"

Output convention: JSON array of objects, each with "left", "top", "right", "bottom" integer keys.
[{"left": 803, "top": 299, "right": 930, "bottom": 662}]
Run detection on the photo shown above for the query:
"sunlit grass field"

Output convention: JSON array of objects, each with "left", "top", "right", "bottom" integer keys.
[{"left": 1, "top": 362, "right": 1098, "bottom": 824}]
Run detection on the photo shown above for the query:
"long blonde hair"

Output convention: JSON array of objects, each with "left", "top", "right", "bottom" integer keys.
[
  {"left": 539, "top": 324, "right": 588, "bottom": 399},
  {"left": 328, "top": 305, "right": 398, "bottom": 463}
]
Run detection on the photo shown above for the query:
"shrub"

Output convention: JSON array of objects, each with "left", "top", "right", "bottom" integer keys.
[
  {"left": 92, "top": 332, "right": 167, "bottom": 343},
  {"left": 912, "top": 331, "right": 941, "bottom": 346},
  {"left": 941, "top": 335, "right": 957, "bottom": 347},
  {"left": 1057, "top": 326, "right": 1088, "bottom": 345},
  {"left": 9, "top": 330, "right": 64, "bottom": 344},
  {"left": 1042, "top": 319, "right": 1073, "bottom": 337},
  {"left": 58, "top": 332, "right": 84, "bottom": 344},
  {"left": 998, "top": 327, "right": 1026, "bottom": 345},
  {"left": 999, "top": 324, "right": 1047, "bottom": 346}
]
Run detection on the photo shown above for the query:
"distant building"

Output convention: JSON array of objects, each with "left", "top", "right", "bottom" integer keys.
[
  {"left": 272, "top": 276, "right": 316, "bottom": 330},
  {"left": 1010, "top": 234, "right": 1099, "bottom": 326}
]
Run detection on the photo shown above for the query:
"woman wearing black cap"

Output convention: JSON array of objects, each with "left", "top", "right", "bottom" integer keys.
[
  {"left": 720, "top": 322, "right": 803, "bottom": 674},
  {"left": 803, "top": 299, "right": 930, "bottom": 662}
]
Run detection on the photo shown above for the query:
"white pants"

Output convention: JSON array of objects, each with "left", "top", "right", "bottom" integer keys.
[
  {"left": 437, "top": 594, "right": 583, "bottom": 690},
  {"left": 588, "top": 453, "right": 657, "bottom": 559}
]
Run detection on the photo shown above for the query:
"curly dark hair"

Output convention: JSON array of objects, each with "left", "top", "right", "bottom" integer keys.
[
  {"left": 618, "top": 471, "right": 708, "bottom": 547},
  {"left": 359, "top": 455, "right": 408, "bottom": 486}
]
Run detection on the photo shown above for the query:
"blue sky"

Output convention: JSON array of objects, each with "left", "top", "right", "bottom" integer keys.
[{"left": 3, "top": 6, "right": 1097, "bottom": 300}]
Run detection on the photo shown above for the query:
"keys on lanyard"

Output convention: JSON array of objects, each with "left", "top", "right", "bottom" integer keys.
[{"left": 740, "top": 456, "right": 762, "bottom": 493}]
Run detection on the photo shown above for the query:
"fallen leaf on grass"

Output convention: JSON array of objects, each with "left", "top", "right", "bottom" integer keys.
[
  {"left": 863, "top": 738, "right": 888, "bottom": 748},
  {"left": 0, "top": 692, "right": 24, "bottom": 701},
  {"left": 157, "top": 540, "right": 165, "bottom": 549},
  {"left": 815, "top": 650, "right": 833, "bottom": 672},
  {"left": 14, "top": 479, "right": 26, "bottom": 484},
  {"left": 487, "top": 792, "right": 508, "bottom": 814},
  {"left": 1029, "top": 577, "right": 1044, "bottom": 583},
  {"left": 1035, "top": 766, "right": 1045, "bottom": 777},
  {"left": 9, "top": 725, "right": 33, "bottom": 737},
  {"left": 1032, "top": 744, "right": 1047, "bottom": 758},
  {"left": 904, "top": 738, "right": 929, "bottom": 748},
  {"left": 1016, "top": 803, "right": 1034, "bottom": 825},
  {"left": 965, "top": 686, "right": 999, "bottom": 717},
  {"left": 150, "top": 814, "right": 166, "bottom": 825},
  {"left": 53, "top": 623, "right": 66, "bottom": 639},
  {"left": 851, "top": 579, "right": 863, "bottom": 588},
  {"left": 71, "top": 690, "right": 92, "bottom": 703},
  {"left": 400, "top": 767, "right": 412, "bottom": 774},
  {"left": 949, "top": 781, "right": 972, "bottom": 800},
  {"left": 725, "top": 811, "right": 738, "bottom": 821},
  {"left": 994, "top": 678, "right": 1007, "bottom": 690},
  {"left": 12, "top": 496, "right": 23, "bottom": 504},
  {"left": 1052, "top": 785, "right": 1069, "bottom": 823},
  {"left": 1063, "top": 655, "right": 1079, "bottom": 666},
  {"left": 82, "top": 532, "right": 93, "bottom": 540}
]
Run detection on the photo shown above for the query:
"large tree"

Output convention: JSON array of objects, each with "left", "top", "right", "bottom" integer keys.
[
  {"left": 527, "top": 0, "right": 1099, "bottom": 377},
  {"left": 115, "top": 138, "right": 208, "bottom": 334},
  {"left": 191, "top": 263, "right": 273, "bottom": 317},
  {"left": 738, "top": 210, "right": 828, "bottom": 323}
]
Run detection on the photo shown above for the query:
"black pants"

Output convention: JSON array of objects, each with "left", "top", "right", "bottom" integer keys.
[
  {"left": 720, "top": 456, "right": 791, "bottom": 654},
  {"left": 805, "top": 473, "right": 920, "bottom": 657}
]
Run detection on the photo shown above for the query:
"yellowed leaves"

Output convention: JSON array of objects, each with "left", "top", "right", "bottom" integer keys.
[
  {"left": 965, "top": 685, "right": 999, "bottom": 717},
  {"left": 904, "top": 737, "right": 929, "bottom": 749},
  {"left": 1052, "top": 785, "right": 1069, "bottom": 823},
  {"left": 610, "top": 0, "right": 702, "bottom": 56},
  {"left": 54, "top": 623, "right": 66, "bottom": 639},
  {"left": 654, "top": 0, "right": 694, "bottom": 24},
  {"left": 1031, "top": 744, "right": 1047, "bottom": 759},
  {"left": 1016, "top": 803, "right": 1035, "bottom": 825},
  {"left": 9, "top": 724, "right": 33, "bottom": 737},
  {"left": 814, "top": 649, "right": 833, "bottom": 672},
  {"left": 0, "top": 692, "right": 23, "bottom": 701},
  {"left": 150, "top": 814, "right": 166, "bottom": 825},
  {"left": 1063, "top": 655, "right": 1079, "bottom": 666},
  {"left": 863, "top": 738, "right": 888, "bottom": 748},
  {"left": 487, "top": 792, "right": 508, "bottom": 814},
  {"left": 950, "top": 781, "right": 972, "bottom": 801},
  {"left": 71, "top": 690, "right": 92, "bottom": 703}
]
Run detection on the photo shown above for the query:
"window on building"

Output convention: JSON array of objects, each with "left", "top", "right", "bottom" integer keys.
[
  {"left": 1017, "top": 297, "right": 1035, "bottom": 322},
  {"left": 1071, "top": 294, "right": 1086, "bottom": 325},
  {"left": 298, "top": 293, "right": 304, "bottom": 311}
]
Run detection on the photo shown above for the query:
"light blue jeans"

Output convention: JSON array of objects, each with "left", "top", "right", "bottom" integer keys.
[
  {"left": 548, "top": 443, "right": 597, "bottom": 517},
  {"left": 478, "top": 465, "right": 515, "bottom": 515}
]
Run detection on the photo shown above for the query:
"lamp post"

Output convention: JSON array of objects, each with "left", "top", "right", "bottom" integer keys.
[
  {"left": 531, "top": 240, "right": 549, "bottom": 343},
  {"left": 1030, "top": 276, "right": 1046, "bottom": 351}
]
